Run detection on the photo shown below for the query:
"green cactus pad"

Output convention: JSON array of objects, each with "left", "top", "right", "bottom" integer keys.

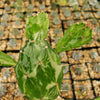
[
  {"left": 26, "top": 12, "right": 49, "bottom": 42},
  {"left": 55, "top": 22, "right": 92, "bottom": 53},
  {"left": 15, "top": 40, "right": 63, "bottom": 100},
  {"left": 0, "top": 51, "right": 16, "bottom": 66}
]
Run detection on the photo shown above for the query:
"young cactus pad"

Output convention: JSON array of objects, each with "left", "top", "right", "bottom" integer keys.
[
  {"left": 15, "top": 40, "right": 63, "bottom": 100},
  {"left": 0, "top": 51, "right": 16, "bottom": 66},
  {"left": 55, "top": 22, "right": 92, "bottom": 53},
  {"left": 26, "top": 13, "right": 49, "bottom": 42}
]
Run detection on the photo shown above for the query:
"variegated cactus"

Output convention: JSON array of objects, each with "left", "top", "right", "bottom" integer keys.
[
  {"left": 55, "top": 22, "right": 92, "bottom": 53},
  {"left": 15, "top": 13, "right": 63, "bottom": 100},
  {"left": 15, "top": 40, "right": 63, "bottom": 100},
  {"left": 0, "top": 12, "right": 93, "bottom": 100}
]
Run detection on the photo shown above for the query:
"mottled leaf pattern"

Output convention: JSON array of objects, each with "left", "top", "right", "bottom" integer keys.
[
  {"left": 26, "top": 13, "right": 49, "bottom": 43},
  {"left": 15, "top": 40, "right": 63, "bottom": 100},
  {"left": 55, "top": 22, "right": 92, "bottom": 53}
]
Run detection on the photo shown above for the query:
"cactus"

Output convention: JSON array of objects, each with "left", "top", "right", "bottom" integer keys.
[
  {"left": 89, "top": 0, "right": 98, "bottom": 7},
  {"left": 95, "top": 97, "right": 100, "bottom": 100},
  {"left": 95, "top": 26, "right": 100, "bottom": 34},
  {"left": 51, "top": 3, "right": 56, "bottom": 10},
  {"left": 15, "top": 13, "right": 63, "bottom": 100},
  {"left": 95, "top": 3, "right": 100, "bottom": 9},
  {"left": 0, "top": 1, "right": 2, "bottom": 5},
  {"left": 92, "top": 18, "right": 97, "bottom": 25},
  {"left": 83, "top": 4, "right": 90, "bottom": 10},
  {"left": 80, "top": 85, "right": 87, "bottom": 93},
  {"left": 61, "top": 83, "right": 71, "bottom": 90},
  {"left": 26, "top": 13, "right": 49, "bottom": 42},
  {"left": 90, "top": 51, "right": 98, "bottom": 59},
  {"left": 85, "top": 12, "right": 91, "bottom": 18},
  {"left": 27, "top": 12, "right": 33, "bottom": 17},
  {"left": 55, "top": 37, "right": 60, "bottom": 44},
  {"left": 53, "top": 18, "right": 61, "bottom": 25},
  {"left": 55, "top": 22, "right": 92, "bottom": 53},
  {"left": 2, "top": 14, "right": 9, "bottom": 20},
  {"left": 54, "top": 28, "right": 61, "bottom": 35},
  {"left": 1, "top": 21, "right": 8, "bottom": 27},
  {"left": 67, "top": 20, "right": 75, "bottom": 26},
  {"left": 97, "top": 11, "right": 100, "bottom": 16},
  {"left": 93, "top": 64, "right": 100, "bottom": 73},
  {"left": 62, "top": 7, "right": 67, "bottom": 12},
  {"left": 75, "top": 12, "right": 81, "bottom": 18},
  {"left": 15, "top": 20, "right": 21, "bottom": 25},
  {"left": 51, "top": 11, "right": 58, "bottom": 18},
  {"left": 62, "top": 64, "right": 69, "bottom": 74},
  {"left": 64, "top": 9, "right": 71, "bottom": 17},
  {"left": 75, "top": 66, "right": 83, "bottom": 75},
  {"left": 28, "top": 4, "right": 34, "bottom": 10},
  {"left": 0, "top": 83, "right": 7, "bottom": 97},
  {"left": 12, "top": 29, "right": 19, "bottom": 35},
  {"left": 97, "top": 37, "right": 100, "bottom": 42},
  {"left": 0, "top": 30, "right": 4, "bottom": 37},
  {"left": 68, "top": 0, "right": 78, "bottom": 6},
  {"left": 39, "top": 4, "right": 45, "bottom": 10},
  {"left": 72, "top": 51, "right": 82, "bottom": 60},
  {"left": 16, "top": 12, "right": 25, "bottom": 19},
  {"left": 5, "top": 6, "right": 11, "bottom": 12},
  {"left": 9, "top": 38, "right": 17, "bottom": 47},
  {"left": 3, "top": 69, "right": 11, "bottom": 78}
]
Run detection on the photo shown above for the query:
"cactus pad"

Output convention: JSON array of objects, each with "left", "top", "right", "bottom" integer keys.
[
  {"left": 15, "top": 40, "right": 63, "bottom": 100},
  {"left": 55, "top": 22, "right": 92, "bottom": 53}
]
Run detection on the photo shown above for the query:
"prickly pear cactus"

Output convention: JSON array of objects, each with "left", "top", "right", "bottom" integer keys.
[
  {"left": 26, "top": 13, "right": 49, "bottom": 42},
  {"left": 15, "top": 40, "right": 63, "bottom": 100},
  {"left": 15, "top": 13, "right": 63, "bottom": 100},
  {"left": 55, "top": 22, "right": 92, "bottom": 53}
]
